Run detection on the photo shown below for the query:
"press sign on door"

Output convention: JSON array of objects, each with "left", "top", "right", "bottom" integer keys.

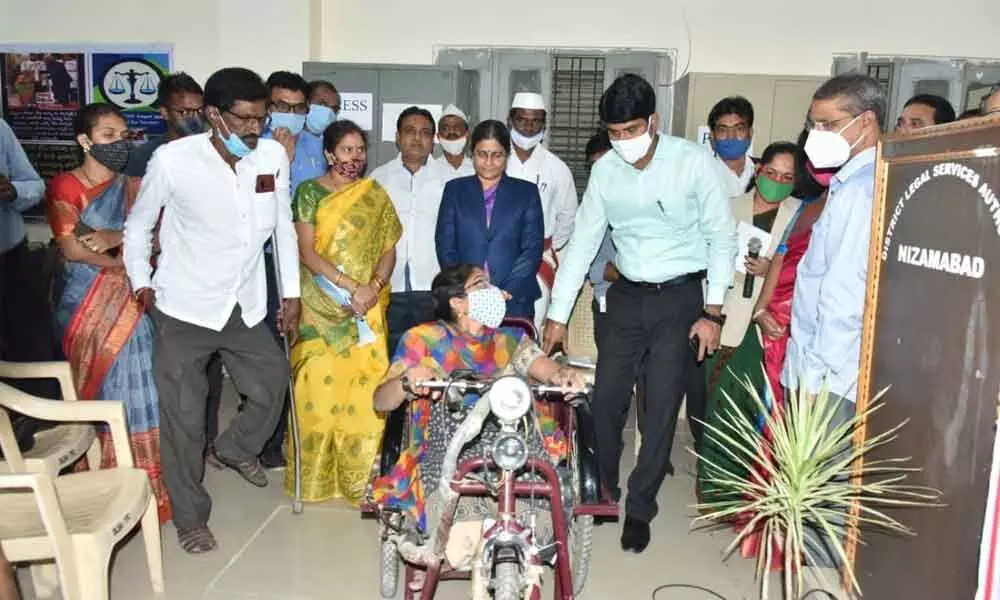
[{"left": 338, "top": 92, "right": 374, "bottom": 131}]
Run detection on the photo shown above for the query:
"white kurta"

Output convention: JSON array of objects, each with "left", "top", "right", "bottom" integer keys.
[
  {"left": 437, "top": 154, "right": 475, "bottom": 182},
  {"left": 506, "top": 143, "right": 578, "bottom": 329},
  {"left": 371, "top": 155, "right": 447, "bottom": 293}
]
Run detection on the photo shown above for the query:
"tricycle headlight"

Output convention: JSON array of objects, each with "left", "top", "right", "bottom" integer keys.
[
  {"left": 492, "top": 433, "right": 528, "bottom": 472},
  {"left": 488, "top": 376, "right": 532, "bottom": 423}
]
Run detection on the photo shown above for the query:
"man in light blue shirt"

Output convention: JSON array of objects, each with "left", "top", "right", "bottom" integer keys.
[
  {"left": 784, "top": 74, "right": 884, "bottom": 407},
  {"left": 543, "top": 74, "right": 737, "bottom": 553},
  {"left": 0, "top": 117, "right": 45, "bottom": 362},
  {"left": 782, "top": 74, "right": 884, "bottom": 569}
]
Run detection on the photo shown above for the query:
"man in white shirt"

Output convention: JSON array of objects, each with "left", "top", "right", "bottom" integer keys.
[
  {"left": 123, "top": 67, "right": 301, "bottom": 554},
  {"left": 708, "top": 96, "right": 756, "bottom": 198},
  {"left": 371, "top": 106, "right": 447, "bottom": 355},
  {"left": 437, "top": 103, "right": 474, "bottom": 181},
  {"left": 505, "top": 92, "right": 578, "bottom": 330}
]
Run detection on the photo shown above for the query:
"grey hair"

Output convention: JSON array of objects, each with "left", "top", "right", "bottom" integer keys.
[
  {"left": 981, "top": 83, "right": 1000, "bottom": 112},
  {"left": 813, "top": 73, "right": 887, "bottom": 131}
]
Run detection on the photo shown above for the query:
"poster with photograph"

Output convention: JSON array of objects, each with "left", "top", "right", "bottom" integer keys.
[
  {"left": 90, "top": 51, "right": 171, "bottom": 139},
  {"left": 0, "top": 51, "right": 86, "bottom": 141}
]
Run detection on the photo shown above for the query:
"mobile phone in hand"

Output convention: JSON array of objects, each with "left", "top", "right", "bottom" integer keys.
[{"left": 690, "top": 334, "right": 702, "bottom": 361}]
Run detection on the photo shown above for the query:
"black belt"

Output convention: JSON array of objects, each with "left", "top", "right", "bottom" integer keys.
[{"left": 618, "top": 270, "right": 706, "bottom": 290}]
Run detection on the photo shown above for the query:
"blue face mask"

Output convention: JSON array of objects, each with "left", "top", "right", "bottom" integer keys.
[
  {"left": 216, "top": 126, "right": 252, "bottom": 158},
  {"left": 305, "top": 104, "right": 337, "bottom": 134},
  {"left": 714, "top": 137, "right": 752, "bottom": 161},
  {"left": 269, "top": 111, "right": 306, "bottom": 136}
]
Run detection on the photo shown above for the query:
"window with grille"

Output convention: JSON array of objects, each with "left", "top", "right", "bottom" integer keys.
[{"left": 547, "top": 55, "right": 606, "bottom": 199}]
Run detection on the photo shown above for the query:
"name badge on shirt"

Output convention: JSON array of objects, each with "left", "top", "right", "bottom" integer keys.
[
  {"left": 256, "top": 173, "right": 276, "bottom": 193},
  {"left": 598, "top": 295, "right": 607, "bottom": 313}
]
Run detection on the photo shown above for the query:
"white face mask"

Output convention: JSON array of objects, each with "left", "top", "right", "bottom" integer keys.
[
  {"left": 804, "top": 114, "right": 865, "bottom": 169},
  {"left": 466, "top": 285, "right": 507, "bottom": 329},
  {"left": 439, "top": 136, "right": 467, "bottom": 156},
  {"left": 611, "top": 118, "right": 655, "bottom": 164},
  {"left": 510, "top": 128, "right": 543, "bottom": 151}
]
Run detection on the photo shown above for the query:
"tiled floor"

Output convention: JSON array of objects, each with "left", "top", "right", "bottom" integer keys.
[{"left": 17, "top": 385, "right": 846, "bottom": 600}]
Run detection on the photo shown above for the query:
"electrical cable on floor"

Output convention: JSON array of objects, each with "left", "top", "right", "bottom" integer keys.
[{"left": 650, "top": 584, "right": 840, "bottom": 599}]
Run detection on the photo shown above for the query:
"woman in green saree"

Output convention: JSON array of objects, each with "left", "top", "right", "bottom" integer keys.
[{"left": 286, "top": 119, "right": 402, "bottom": 503}]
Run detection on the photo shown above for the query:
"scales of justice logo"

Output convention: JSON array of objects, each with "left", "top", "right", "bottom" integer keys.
[{"left": 99, "top": 58, "right": 162, "bottom": 109}]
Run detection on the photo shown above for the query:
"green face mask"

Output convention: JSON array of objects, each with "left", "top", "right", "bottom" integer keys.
[{"left": 756, "top": 174, "right": 794, "bottom": 203}]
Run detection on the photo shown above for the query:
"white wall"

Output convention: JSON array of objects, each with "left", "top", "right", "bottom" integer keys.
[
  {"left": 322, "top": 0, "right": 1000, "bottom": 75},
  {"left": 3, "top": 0, "right": 997, "bottom": 82},
  {"left": 0, "top": 0, "right": 311, "bottom": 85}
]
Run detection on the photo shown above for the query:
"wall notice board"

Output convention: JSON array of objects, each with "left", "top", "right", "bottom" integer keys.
[
  {"left": 849, "top": 116, "right": 1000, "bottom": 599},
  {"left": 0, "top": 43, "right": 172, "bottom": 218}
]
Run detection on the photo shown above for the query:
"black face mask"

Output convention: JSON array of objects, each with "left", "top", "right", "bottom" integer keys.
[
  {"left": 88, "top": 139, "right": 132, "bottom": 173},
  {"left": 175, "top": 114, "right": 206, "bottom": 137}
]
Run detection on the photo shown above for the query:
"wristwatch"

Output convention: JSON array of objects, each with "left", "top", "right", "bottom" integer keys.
[{"left": 700, "top": 310, "right": 726, "bottom": 327}]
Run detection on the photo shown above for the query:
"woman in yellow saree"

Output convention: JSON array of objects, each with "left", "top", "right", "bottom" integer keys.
[{"left": 287, "top": 119, "right": 402, "bottom": 503}]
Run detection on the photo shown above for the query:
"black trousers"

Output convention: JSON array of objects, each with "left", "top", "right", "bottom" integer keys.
[
  {"left": 387, "top": 292, "right": 435, "bottom": 359},
  {"left": 0, "top": 239, "right": 60, "bottom": 399},
  {"left": 593, "top": 296, "right": 647, "bottom": 422},
  {"left": 152, "top": 305, "right": 289, "bottom": 530},
  {"left": 593, "top": 277, "right": 703, "bottom": 523},
  {"left": 202, "top": 252, "right": 286, "bottom": 458}
]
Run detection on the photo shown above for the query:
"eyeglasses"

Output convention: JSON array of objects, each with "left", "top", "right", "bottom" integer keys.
[
  {"left": 804, "top": 115, "right": 856, "bottom": 132},
  {"left": 225, "top": 109, "right": 270, "bottom": 131},
  {"left": 269, "top": 100, "right": 308, "bottom": 115}
]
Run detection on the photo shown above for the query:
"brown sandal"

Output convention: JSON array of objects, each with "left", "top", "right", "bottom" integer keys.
[{"left": 178, "top": 527, "right": 217, "bottom": 554}]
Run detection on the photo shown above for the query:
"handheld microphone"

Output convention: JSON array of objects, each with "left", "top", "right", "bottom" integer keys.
[{"left": 743, "top": 237, "right": 762, "bottom": 298}]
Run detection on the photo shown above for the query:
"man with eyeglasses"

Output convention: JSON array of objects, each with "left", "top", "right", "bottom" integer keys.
[
  {"left": 708, "top": 96, "right": 756, "bottom": 198},
  {"left": 122, "top": 72, "right": 235, "bottom": 471},
  {"left": 505, "top": 92, "right": 578, "bottom": 332},
  {"left": 125, "top": 72, "right": 204, "bottom": 177},
  {"left": 783, "top": 74, "right": 885, "bottom": 567},
  {"left": 982, "top": 83, "right": 1000, "bottom": 116},
  {"left": 124, "top": 67, "right": 301, "bottom": 554}
]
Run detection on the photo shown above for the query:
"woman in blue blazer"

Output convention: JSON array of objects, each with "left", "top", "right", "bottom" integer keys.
[{"left": 435, "top": 120, "right": 544, "bottom": 319}]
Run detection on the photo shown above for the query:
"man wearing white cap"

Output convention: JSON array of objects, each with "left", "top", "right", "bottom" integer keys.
[
  {"left": 506, "top": 91, "right": 578, "bottom": 330},
  {"left": 437, "top": 104, "right": 474, "bottom": 181}
]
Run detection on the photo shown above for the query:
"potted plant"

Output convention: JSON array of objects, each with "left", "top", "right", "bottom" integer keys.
[{"left": 693, "top": 377, "right": 941, "bottom": 599}]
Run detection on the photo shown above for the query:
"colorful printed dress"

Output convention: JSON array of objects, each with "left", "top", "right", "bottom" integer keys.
[{"left": 371, "top": 322, "right": 567, "bottom": 531}]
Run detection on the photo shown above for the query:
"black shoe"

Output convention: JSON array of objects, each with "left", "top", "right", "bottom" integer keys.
[
  {"left": 621, "top": 516, "right": 650, "bottom": 553},
  {"left": 259, "top": 447, "right": 287, "bottom": 470}
]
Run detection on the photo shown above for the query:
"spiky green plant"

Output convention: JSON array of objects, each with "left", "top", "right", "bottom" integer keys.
[{"left": 692, "top": 377, "right": 941, "bottom": 599}]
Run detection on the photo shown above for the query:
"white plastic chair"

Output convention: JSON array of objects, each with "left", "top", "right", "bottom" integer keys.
[
  {"left": 0, "top": 382, "right": 164, "bottom": 600},
  {"left": 0, "top": 361, "right": 100, "bottom": 476}
]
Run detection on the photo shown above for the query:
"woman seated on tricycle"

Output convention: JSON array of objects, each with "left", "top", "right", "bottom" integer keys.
[{"left": 371, "top": 263, "right": 586, "bottom": 531}]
